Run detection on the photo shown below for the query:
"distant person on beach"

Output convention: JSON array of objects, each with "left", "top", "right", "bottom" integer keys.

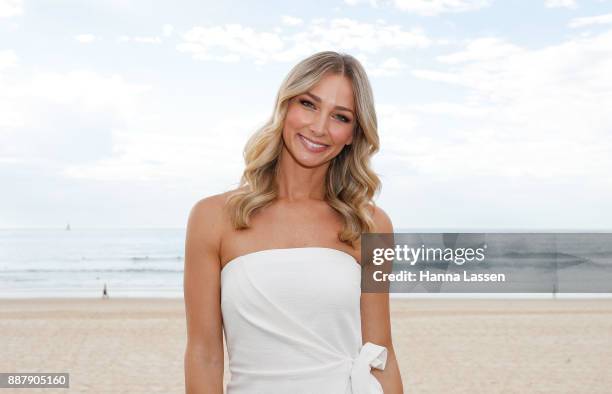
[{"left": 102, "top": 283, "right": 109, "bottom": 299}]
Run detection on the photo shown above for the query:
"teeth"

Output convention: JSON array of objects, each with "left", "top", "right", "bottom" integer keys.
[{"left": 301, "top": 135, "right": 327, "bottom": 149}]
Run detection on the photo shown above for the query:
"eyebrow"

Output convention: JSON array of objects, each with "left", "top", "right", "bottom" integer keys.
[{"left": 304, "top": 91, "right": 354, "bottom": 115}]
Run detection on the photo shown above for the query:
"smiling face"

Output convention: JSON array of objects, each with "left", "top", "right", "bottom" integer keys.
[{"left": 281, "top": 73, "right": 356, "bottom": 169}]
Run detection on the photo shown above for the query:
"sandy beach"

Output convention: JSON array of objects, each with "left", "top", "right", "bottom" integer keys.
[{"left": 1, "top": 297, "right": 611, "bottom": 393}]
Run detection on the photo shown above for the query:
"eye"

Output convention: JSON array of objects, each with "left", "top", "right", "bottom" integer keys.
[
  {"left": 336, "top": 114, "right": 351, "bottom": 123},
  {"left": 299, "top": 99, "right": 315, "bottom": 109},
  {"left": 299, "top": 98, "right": 351, "bottom": 123}
]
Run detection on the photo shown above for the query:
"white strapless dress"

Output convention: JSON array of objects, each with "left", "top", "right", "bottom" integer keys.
[{"left": 220, "top": 247, "right": 388, "bottom": 394}]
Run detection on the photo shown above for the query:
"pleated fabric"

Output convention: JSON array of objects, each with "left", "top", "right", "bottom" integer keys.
[{"left": 220, "top": 247, "right": 387, "bottom": 394}]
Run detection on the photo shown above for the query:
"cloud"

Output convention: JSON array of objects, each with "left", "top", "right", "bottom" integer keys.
[
  {"left": 345, "top": 0, "right": 490, "bottom": 16},
  {"left": 569, "top": 13, "right": 612, "bottom": 28},
  {"left": 0, "top": 49, "right": 18, "bottom": 70},
  {"left": 0, "top": 0, "right": 22, "bottom": 18},
  {"left": 544, "top": 0, "right": 577, "bottom": 8},
  {"left": 392, "top": 0, "right": 490, "bottom": 15},
  {"left": 0, "top": 67, "right": 153, "bottom": 166},
  {"left": 162, "top": 24, "right": 174, "bottom": 37},
  {"left": 411, "top": 69, "right": 462, "bottom": 83},
  {"left": 435, "top": 37, "right": 523, "bottom": 63},
  {"left": 0, "top": 62, "right": 248, "bottom": 226},
  {"left": 177, "top": 24, "right": 284, "bottom": 64},
  {"left": 117, "top": 35, "right": 162, "bottom": 44},
  {"left": 404, "top": 102, "right": 492, "bottom": 118},
  {"left": 61, "top": 114, "right": 256, "bottom": 183},
  {"left": 0, "top": 49, "right": 20, "bottom": 129},
  {"left": 367, "top": 56, "right": 407, "bottom": 76},
  {"left": 177, "top": 18, "right": 432, "bottom": 65},
  {"left": 281, "top": 15, "right": 303, "bottom": 26},
  {"left": 75, "top": 34, "right": 97, "bottom": 44},
  {"left": 0, "top": 58, "right": 256, "bottom": 187},
  {"left": 402, "top": 29, "right": 612, "bottom": 182},
  {"left": 344, "top": 0, "right": 380, "bottom": 6},
  {"left": 10, "top": 70, "right": 151, "bottom": 111},
  {"left": 77, "top": 33, "right": 167, "bottom": 45}
]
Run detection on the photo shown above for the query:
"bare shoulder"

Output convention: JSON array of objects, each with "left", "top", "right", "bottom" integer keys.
[
  {"left": 368, "top": 203, "right": 394, "bottom": 233},
  {"left": 189, "top": 187, "right": 246, "bottom": 219},
  {"left": 188, "top": 194, "right": 224, "bottom": 229},
  {"left": 187, "top": 188, "right": 244, "bottom": 243}
]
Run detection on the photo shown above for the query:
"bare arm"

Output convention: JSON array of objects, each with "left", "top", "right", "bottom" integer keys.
[
  {"left": 184, "top": 196, "right": 225, "bottom": 394},
  {"left": 361, "top": 206, "right": 404, "bottom": 394}
]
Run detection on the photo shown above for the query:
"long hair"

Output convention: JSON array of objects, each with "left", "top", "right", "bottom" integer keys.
[{"left": 225, "top": 51, "right": 381, "bottom": 247}]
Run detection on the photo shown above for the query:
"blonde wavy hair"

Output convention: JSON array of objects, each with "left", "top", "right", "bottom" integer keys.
[{"left": 225, "top": 51, "right": 381, "bottom": 247}]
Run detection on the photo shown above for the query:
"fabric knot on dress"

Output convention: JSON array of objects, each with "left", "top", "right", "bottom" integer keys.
[{"left": 349, "top": 342, "right": 388, "bottom": 394}]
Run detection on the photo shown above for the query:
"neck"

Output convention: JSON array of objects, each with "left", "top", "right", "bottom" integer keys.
[{"left": 275, "top": 147, "right": 329, "bottom": 202}]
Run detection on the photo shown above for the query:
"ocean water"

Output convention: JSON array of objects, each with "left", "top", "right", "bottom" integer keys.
[
  {"left": 1, "top": 228, "right": 611, "bottom": 298},
  {"left": 0, "top": 228, "right": 185, "bottom": 298}
]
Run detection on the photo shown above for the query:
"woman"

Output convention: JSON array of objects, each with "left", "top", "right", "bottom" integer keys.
[{"left": 184, "top": 51, "right": 404, "bottom": 393}]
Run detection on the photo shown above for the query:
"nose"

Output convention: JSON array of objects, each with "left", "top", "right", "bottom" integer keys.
[{"left": 309, "top": 110, "right": 329, "bottom": 137}]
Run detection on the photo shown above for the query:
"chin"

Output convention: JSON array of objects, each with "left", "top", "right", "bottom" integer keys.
[{"left": 295, "top": 155, "right": 329, "bottom": 169}]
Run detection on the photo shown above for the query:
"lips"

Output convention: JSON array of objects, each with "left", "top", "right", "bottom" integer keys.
[{"left": 298, "top": 133, "right": 329, "bottom": 153}]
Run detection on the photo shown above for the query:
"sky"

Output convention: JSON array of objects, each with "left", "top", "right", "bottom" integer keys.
[{"left": 1, "top": 0, "right": 611, "bottom": 230}]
